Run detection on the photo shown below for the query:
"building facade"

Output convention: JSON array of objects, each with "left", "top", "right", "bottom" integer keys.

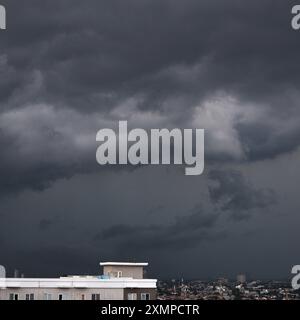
[{"left": 0, "top": 262, "right": 157, "bottom": 300}]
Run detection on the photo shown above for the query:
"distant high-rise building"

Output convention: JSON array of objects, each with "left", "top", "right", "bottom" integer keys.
[
  {"left": 237, "top": 274, "right": 246, "bottom": 283},
  {"left": 217, "top": 277, "right": 229, "bottom": 285}
]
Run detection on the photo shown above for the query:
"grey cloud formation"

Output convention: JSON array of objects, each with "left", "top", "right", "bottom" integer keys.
[
  {"left": 95, "top": 169, "right": 276, "bottom": 253},
  {"left": 209, "top": 169, "right": 276, "bottom": 220},
  {"left": 95, "top": 205, "right": 221, "bottom": 252},
  {"left": 8, "top": 246, "right": 99, "bottom": 277},
  {"left": 0, "top": 104, "right": 94, "bottom": 196},
  {"left": 0, "top": 0, "right": 297, "bottom": 109},
  {"left": 0, "top": 0, "right": 298, "bottom": 278},
  {"left": 0, "top": 0, "right": 299, "bottom": 196},
  {"left": 39, "top": 215, "right": 60, "bottom": 231}
]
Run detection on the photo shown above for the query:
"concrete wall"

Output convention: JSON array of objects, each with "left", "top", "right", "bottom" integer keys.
[
  {"left": 124, "top": 288, "right": 157, "bottom": 300},
  {"left": 0, "top": 288, "right": 124, "bottom": 300},
  {"left": 103, "top": 266, "right": 144, "bottom": 279}
]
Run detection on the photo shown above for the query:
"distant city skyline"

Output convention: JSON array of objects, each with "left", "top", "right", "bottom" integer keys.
[{"left": 158, "top": 279, "right": 299, "bottom": 300}]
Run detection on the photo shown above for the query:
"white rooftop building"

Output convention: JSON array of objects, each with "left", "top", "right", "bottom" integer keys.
[{"left": 0, "top": 262, "right": 157, "bottom": 300}]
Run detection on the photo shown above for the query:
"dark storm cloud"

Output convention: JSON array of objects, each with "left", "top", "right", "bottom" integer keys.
[
  {"left": 4, "top": 246, "right": 98, "bottom": 277},
  {"left": 94, "top": 169, "right": 276, "bottom": 253},
  {"left": 236, "top": 120, "right": 300, "bottom": 162},
  {"left": 39, "top": 216, "right": 60, "bottom": 231},
  {"left": 209, "top": 169, "right": 276, "bottom": 219},
  {"left": 0, "top": 0, "right": 297, "bottom": 109},
  {"left": 147, "top": 205, "right": 165, "bottom": 216},
  {"left": 0, "top": 121, "right": 93, "bottom": 197},
  {"left": 95, "top": 205, "right": 221, "bottom": 251},
  {"left": 0, "top": 0, "right": 297, "bottom": 110},
  {"left": 0, "top": 156, "right": 88, "bottom": 197},
  {"left": 0, "top": 0, "right": 299, "bottom": 197}
]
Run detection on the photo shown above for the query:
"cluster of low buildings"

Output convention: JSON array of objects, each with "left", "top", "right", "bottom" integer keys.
[{"left": 158, "top": 277, "right": 300, "bottom": 300}]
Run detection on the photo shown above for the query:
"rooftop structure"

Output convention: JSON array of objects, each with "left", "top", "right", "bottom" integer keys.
[{"left": 0, "top": 262, "right": 156, "bottom": 300}]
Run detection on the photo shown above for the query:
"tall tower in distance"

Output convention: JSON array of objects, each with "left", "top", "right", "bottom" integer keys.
[{"left": 237, "top": 274, "right": 246, "bottom": 284}]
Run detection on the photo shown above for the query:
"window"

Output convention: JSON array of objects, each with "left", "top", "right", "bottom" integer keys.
[
  {"left": 9, "top": 293, "right": 19, "bottom": 300},
  {"left": 25, "top": 293, "right": 35, "bottom": 300},
  {"left": 58, "top": 293, "right": 67, "bottom": 300},
  {"left": 117, "top": 271, "right": 123, "bottom": 278},
  {"left": 127, "top": 293, "right": 137, "bottom": 300},
  {"left": 108, "top": 271, "right": 122, "bottom": 278},
  {"left": 91, "top": 293, "right": 100, "bottom": 300},
  {"left": 44, "top": 293, "right": 52, "bottom": 300},
  {"left": 141, "top": 293, "right": 150, "bottom": 300}
]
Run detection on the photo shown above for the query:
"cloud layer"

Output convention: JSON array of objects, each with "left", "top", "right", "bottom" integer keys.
[{"left": 0, "top": 0, "right": 299, "bottom": 278}]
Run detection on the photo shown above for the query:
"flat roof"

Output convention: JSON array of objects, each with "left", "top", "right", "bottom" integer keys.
[
  {"left": 100, "top": 262, "right": 148, "bottom": 267},
  {"left": 0, "top": 278, "right": 157, "bottom": 289}
]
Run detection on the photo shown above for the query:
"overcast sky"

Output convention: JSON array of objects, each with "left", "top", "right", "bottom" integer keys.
[{"left": 0, "top": 0, "right": 299, "bottom": 280}]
